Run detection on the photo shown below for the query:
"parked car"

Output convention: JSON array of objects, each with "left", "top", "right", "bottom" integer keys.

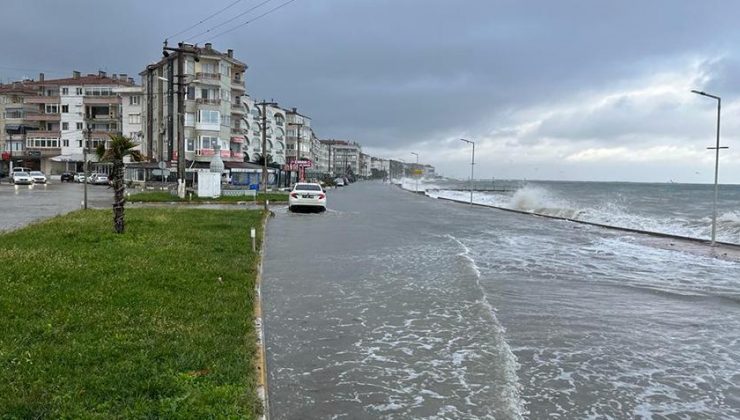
[
  {"left": 11, "top": 171, "right": 33, "bottom": 185},
  {"left": 29, "top": 171, "right": 47, "bottom": 184},
  {"left": 289, "top": 182, "right": 327, "bottom": 212},
  {"left": 74, "top": 172, "right": 87, "bottom": 183},
  {"left": 91, "top": 173, "right": 110, "bottom": 185},
  {"left": 334, "top": 177, "right": 345, "bottom": 187},
  {"left": 60, "top": 172, "right": 75, "bottom": 182}
]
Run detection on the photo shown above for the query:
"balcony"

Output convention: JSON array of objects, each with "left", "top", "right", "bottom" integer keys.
[
  {"left": 231, "top": 82, "right": 246, "bottom": 91},
  {"left": 90, "top": 114, "right": 119, "bottom": 121},
  {"left": 231, "top": 151, "right": 244, "bottom": 159},
  {"left": 83, "top": 96, "right": 121, "bottom": 105},
  {"left": 196, "top": 98, "right": 221, "bottom": 106},
  {"left": 196, "top": 148, "right": 216, "bottom": 157},
  {"left": 275, "top": 120, "right": 284, "bottom": 127},
  {"left": 25, "top": 96, "right": 60, "bottom": 104},
  {"left": 25, "top": 112, "right": 60, "bottom": 122},
  {"left": 230, "top": 103, "right": 245, "bottom": 114},
  {"left": 230, "top": 136, "right": 245, "bottom": 143},
  {"left": 27, "top": 130, "right": 61, "bottom": 137},
  {"left": 196, "top": 72, "right": 221, "bottom": 85}
]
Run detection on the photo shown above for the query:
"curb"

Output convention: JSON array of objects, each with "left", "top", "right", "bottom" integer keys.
[{"left": 253, "top": 210, "right": 270, "bottom": 420}]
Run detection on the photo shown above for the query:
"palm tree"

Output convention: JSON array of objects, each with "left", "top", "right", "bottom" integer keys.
[{"left": 96, "top": 134, "right": 143, "bottom": 234}]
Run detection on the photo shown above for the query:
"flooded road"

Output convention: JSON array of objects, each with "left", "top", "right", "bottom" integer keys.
[
  {"left": 0, "top": 181, "right": 112, "bottom": 232},
  {"left": 262, "top": 182, "right": 740, "bottom": 419}
]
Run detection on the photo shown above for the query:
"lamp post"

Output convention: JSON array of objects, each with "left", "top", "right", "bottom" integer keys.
[
  {"left": 691, "top": 90, "right": 728, "bottom": 246},
  {"left": 460, "top": 138, "right": 475, "bottom": 205},
  {"left": 410, "top": 152, "right": 419, "bottom": 192}
]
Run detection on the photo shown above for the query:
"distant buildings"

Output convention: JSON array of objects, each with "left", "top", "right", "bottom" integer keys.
[
  {"left": 0, "top": 71, "right": 135, "bottom": 174},
  {"left": 0, "top": 42, "right": 434, "bottom": 180}
]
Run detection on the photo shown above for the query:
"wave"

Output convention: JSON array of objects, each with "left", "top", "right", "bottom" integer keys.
[
  {"left": 427, "top": 185, "right": 740, "bottom": 245},
  {"left": 444, "top": 234, "right": 526, "bottom": 419}
]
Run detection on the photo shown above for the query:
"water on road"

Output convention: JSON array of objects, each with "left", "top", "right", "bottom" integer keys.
[{"left": 262, "top": 182, "right": 740, "bottom": 419}]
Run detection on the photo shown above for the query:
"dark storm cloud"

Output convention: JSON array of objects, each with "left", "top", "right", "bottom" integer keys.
[{"left": 2, "top": 0, "right": 740, "bottom": 180}]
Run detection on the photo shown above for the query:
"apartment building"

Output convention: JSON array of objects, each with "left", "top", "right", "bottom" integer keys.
[
  {"left": 141, "top": 43, "right": 251, "bottom": 167},
  {"left": 285, "top": 107, "right": 313, "bottom": 165},
  {"left": 321, "top": 139, "right": 362, "bottom": 177},
  {"left": 0, "top": 71, "right": 135, "bottom": 173},
  {"left": 240, "top": 96, "right": 286, "bottom": 165},
  {"left": 113, "top": 86, "right": 143, "bottom": 152}
]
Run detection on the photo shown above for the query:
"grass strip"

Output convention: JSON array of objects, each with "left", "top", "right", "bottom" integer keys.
[
  {"left": 128, "top": 191, "right": 288, "bottom": 203},
  {"left": 0, "top": 208, "right": 264, "bottom": 418}
]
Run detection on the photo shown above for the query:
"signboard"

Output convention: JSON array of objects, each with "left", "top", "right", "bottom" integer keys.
[
  {"left": 285, "top": 160, "right": 313, "bottom": 171},
  {"left": 413, "top": 169, "right": 424, "bottom": 175},
  {"left": 1, "top": 152, "right": 9, "bottom": 161},
  {"left": 27, "top": 150, "right": 41, "bottom": 158}
]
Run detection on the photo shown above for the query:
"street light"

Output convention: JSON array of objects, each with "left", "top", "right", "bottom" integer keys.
[
  {"left": 460, "top": 138, "right": 475, "bottom": 205},
  {"left": 691, "top": 90, "right": 728, "bottom": 246},
  {"left": 410, "top": 152, "right": 419, "bottom": 192}
]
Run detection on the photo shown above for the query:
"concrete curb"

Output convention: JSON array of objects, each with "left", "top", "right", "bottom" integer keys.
[{"left": 253, "top": 210, "right": 270, "bottom": 420}]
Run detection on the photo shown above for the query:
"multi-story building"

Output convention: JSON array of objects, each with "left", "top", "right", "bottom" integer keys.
[
  {"left": 140, "top": 43, "right": 250, "bottom": 167},
  {"left": 114, "top": 86, "right": 143, "bottom": 152},
  {"left": 321, "top": 139, "right": 361, "bottom": 177},
  {"left": 241, "top": 97, "right": 286, "bottom": 165},
  {"left": 285, "top": 107, "right": 312, "bottom": 164},
  {"left": 1, "top": 82, "right": 36, "bottom": 174},
  {"left": 0, "top": 71, "right": 136, "bottom": 174}
]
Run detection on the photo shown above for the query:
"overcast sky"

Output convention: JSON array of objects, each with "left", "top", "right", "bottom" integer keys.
[{"left": 2, "top": 0, "right": 740, "bottom": 183}]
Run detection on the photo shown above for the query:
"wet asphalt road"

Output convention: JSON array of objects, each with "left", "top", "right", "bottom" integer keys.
[{"left": 0, "top": 180, "right": 113, "bottom": 232}]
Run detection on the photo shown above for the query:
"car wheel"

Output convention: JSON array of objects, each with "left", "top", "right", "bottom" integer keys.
[{"left": 288, "top": 206, "right": 294, "bottom": 212}]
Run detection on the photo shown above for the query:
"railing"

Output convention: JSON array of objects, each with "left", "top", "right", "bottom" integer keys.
[
  {"left": 25, "top": 113, "right": 60, "bottom": 121},
  {"left": 196, "top": 72, "right": 220, "bottom": 80},
  {"left": 196, "top": 148, "right": 215, "bottom": 157},
  {"left": 275, "top": 121, "right": 284, "bottom": 127},
  {"left": 231, "top": 152, "right": 245, "bottom": 159},
  {"left": 196, "top": 98, "right": 221, "bottom": 106}
]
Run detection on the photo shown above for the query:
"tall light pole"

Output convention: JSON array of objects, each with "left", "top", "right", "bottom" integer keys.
[
  {"left": 460, "top": 138, "right": 475, "bottom": 205},
  {"left": 691, "top": 90, "right": 728, "bottom": 246},
  {"left": 410, "top": 152, "right": 419, "bottom": 192}
]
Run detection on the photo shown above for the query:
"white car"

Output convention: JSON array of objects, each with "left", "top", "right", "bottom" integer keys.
[
  {"left": 29, "top": 171, "right": 47, "bottom": 184},
  {"left": 334, "top": 177, "right": 345, "bottom": 187},
  {"left": 11, "top": 171, "right": 33, "bottom": 185},
  {"left": 91, "top": 174, "right": 110, "bottom": 185},
  {"left": 74, "top": 172, "right": 87, "bottom": 183},
  {"left": 289, "top": 183, "right": 327, "bottom": 212}
]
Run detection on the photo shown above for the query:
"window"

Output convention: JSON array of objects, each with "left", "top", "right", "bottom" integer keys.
[
  {"left": 46, "top": 89, "right": 56, "bottom": 96},
  {"left": 130, "top": 96, "right": 140, "bottom": 105},
  {"left": 184, "top": 113, "right": 195, "bottom": 127},
  {"left": 62, "top": 122, "right": 69, "bottom": 130},
  {"left": 220, "top": 62, "right": 228, "bottom": 76},
  {"left": 222, "top": 115, "right": 231, "bottom": 127},
  {"left": 76, "top": 88, "right": 83, "bottom": 95},
  {"left": 77, "top": 140, "right": 82, "bottom": 148},
  {"left": 26, "top": 138, "right": 60, "bottom": 148},
  {"left": 45, "top": 104, "right": 59, "bottom": 114},
  {"left": 62, "top": 88, "right": 69, "bottom": 95},
  {"left": 76, "top": 122, "right": 83, "bottom": 130},
  {"left": 187, "top": 86, "right": 195, "bottom": 100},
  {"left": 62, "top": 105, "right": 69, "bottom": 113},
  {"left": 186, "top": 138, "right": 195, "bottom": 152},
  {"left": 128, "top": 114, "right": 141, "bottom": 124},
  {"left": 199, "top": 136, "right": 218, "bottom": 149},
  {"left": 63, "top": 139, "right": 69, "bottom": 147},
  {"left": 198, "top": 110, "right": 220, "bottom": 124},
  {"left": 201, "top": 62, "right": 217, "bottom": 74}
]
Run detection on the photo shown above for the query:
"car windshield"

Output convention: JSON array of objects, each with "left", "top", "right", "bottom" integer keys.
[
  {"left": 30, "top": 172, "right": 43, "bottom": 176},
  {"left": 294, "top": 184, "right": 322, "bottom": 191}
]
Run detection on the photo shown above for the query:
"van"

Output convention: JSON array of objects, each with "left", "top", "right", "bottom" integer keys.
[{"left": 12, "top": 167, "right": 32, "bottom": 173}]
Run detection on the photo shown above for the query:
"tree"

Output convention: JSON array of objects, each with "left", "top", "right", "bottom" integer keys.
[{"left": 96, "top": 134, "right": 143, "bottom": 234}]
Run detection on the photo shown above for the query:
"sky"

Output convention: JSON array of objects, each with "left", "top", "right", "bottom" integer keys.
[{"left": 2, "top": 0, "right": 740, "bottom": 183}]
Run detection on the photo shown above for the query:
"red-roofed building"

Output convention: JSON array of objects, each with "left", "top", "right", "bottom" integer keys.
[{"left": 0, "top": 70, "right": 137, "bottom": 174}]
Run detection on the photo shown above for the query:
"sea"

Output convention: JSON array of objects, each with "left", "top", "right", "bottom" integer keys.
[{"left": 263, "top": 180, "right": 740, "bottom": 419}]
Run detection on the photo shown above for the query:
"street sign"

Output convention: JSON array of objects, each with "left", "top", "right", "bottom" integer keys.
[{"left": 413, "top": 169, "right": 423, "bottom": 175}]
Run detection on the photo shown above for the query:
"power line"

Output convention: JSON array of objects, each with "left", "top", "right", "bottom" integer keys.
[
  {"left": 165, "top": 0, "right": 244, "bottom": 41},
  {"left": 206, "top": 0, "right": 298, "bottom": 41},
  {"left": 188, "top": 0, "right": 277, "bottom": 42}
]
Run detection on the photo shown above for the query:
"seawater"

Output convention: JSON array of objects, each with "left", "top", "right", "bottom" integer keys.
[
  {"left": 264, "top": 182, "right": 740, "bottom": 419},
  {"left": 416, "top": 178, "right": 740, "bottom": 244}
]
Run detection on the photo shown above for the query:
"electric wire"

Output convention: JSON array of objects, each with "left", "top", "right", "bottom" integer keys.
[
  {"left": 187, "top": 0, "right": 276, "bottom": 43},
  {"left": 205, "top": 0, "right": 298, "bottom": 41},
  {"left": 165, "top": 0, "right": 244, "bottom": 42}
]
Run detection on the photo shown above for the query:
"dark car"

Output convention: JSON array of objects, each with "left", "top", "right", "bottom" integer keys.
[{"left": 60, "top": 172, "right": 74, "bottom": 182}]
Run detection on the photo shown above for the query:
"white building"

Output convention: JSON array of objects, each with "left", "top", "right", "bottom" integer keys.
[{"left": 114, "top": 86, "right": 143, "bottom": 151}]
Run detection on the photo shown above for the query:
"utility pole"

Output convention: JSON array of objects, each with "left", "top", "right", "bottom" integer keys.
[
  {"left": 163, "top": 41, "right": 199, "bottom": 197},
  {"left": 257, "top": 100, "right": 278, "bottom": 211},
  {"left": 83, "top": 125, "right": 91, "bottom": 209},
  {"left": 290, "top": 122, "right": 304, "bottom": 182}
]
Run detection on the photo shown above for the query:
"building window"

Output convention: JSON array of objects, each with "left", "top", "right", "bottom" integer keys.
[
  {"left": 198, "top": 110, "right": 220, "bottom": 124},
  {"left": 185, "top": 113, "right": 195, "bottom": 127},
  {"left": 62, "top": 105, "right": 69, "bottom": 113},
  {"left": 62, "top": 122, "right": 69, "bottom": 130},
  {"left": 222, "top": 115, "right": 231, "bottom": 127},
  {"left": 26, "top": 138, "right": 60, "bottom": 148},
  {"left": 187, "top": 86, "right": 195, "bottom": 100},
  {"left": 76, "top": 88, "right": 83, "bottom": 95},
  {"left": 76, "top": 122, "right": 83, "bottom": 130},
  {"left": 77, "top": 140, "right": 82, "bottom": 148},
  {"left": 186, "top": 138, "right": 195, "bottom": 152},
  {"left": 62, "top": 87, "right": 69, "bottom": 95},
  {"left": 63, "top": 139, "right": 69, "bottom": 147},
  {"left": 128, "top": 114, "right": 141, "bottom": 124},
  {"left": 199, "top": 136, "right": 218, "bottom": 150},
  {"left": 130, "top": 96, "right": 140, "bottom": 105}
]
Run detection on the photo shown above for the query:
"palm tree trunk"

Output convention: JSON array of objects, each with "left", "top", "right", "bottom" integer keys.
[{"left": 112, "top": 160, "right": 125, "bottom": 233}]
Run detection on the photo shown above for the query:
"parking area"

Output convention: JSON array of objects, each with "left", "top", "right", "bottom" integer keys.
[{"left": 0, "top": 180, "right": 113, "bottom": 232}]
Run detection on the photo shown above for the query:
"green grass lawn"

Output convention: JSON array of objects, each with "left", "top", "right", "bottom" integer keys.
[
  {"left": 128, "top": 191, "right": 289, "bottom": 203},
  {"left": 0, "top": 208, "right": 264, "bottom": 418}
]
